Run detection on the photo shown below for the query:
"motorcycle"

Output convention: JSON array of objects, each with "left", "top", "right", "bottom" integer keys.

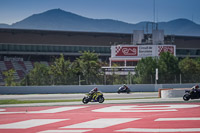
[
  {"left": 117, "top": 87, "right": 131, "bottom": 94},
  {"left": 183, "top": 89, "right": 200, "bottom": 101},
  {"left": 82, "top": 91, "right": 105, "bottom": 104}
]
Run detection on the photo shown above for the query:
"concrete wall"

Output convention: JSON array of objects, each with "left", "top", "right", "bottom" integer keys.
[
  {"left": 161, "top": 89, "right": 187, "bottom": 98},
  {"left": 0, "top": 83, "right": 196, "bottom": 94},
  {"left": 0, "top": 84, "right": 155, "bottom": 94}
]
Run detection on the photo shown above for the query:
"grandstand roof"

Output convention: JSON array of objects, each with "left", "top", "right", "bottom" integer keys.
[
  {"left": 0, "top": 28, "right": 200, "bottom": 49},
  {"left": 0, "top": 28, "right": 131, "bottom": 46}
]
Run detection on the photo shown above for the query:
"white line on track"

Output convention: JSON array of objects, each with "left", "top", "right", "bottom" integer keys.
[
  {"left": 38, "top": 130, "right": 91, "bottom": 133},
  {"left": 155, "top": 117, "right": 200, "bottom": 121},
  {"left": 28, "top": 106, "right": 88, "bottom": 113},
  {"left": 0, "top": 106, "right": 89, "bottom": 114},
  {"left": 0, "top": 119, "right": 68, "bottom": 129},
  {"left": 116, "top": 128, "right": 200, "bottom": 132},
  {"left": 61, "top": 118, "right": 141, "bottom": 128}
]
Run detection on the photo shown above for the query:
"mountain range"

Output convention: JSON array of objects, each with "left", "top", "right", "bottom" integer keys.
[{"left": 1, "top": 9, "right": 200, "bottom": 36}]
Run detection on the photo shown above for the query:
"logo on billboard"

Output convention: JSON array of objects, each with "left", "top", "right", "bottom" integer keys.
[
  {"left": 158, "top": 46, "right": 174, "bottom": 55},
  {"left": 115, "top": 46, "right": 138, "bottom": 56}
]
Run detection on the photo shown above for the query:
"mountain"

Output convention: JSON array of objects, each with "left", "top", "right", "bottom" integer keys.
[
  {"left": 0, "top": 23, "right": 10, "bottom": 28},
  {"left": 158, "top": 19, "right": 200, "bottom": 36},
  {"left": 1, "top": 9, "right": 200, "bottom": 36}
]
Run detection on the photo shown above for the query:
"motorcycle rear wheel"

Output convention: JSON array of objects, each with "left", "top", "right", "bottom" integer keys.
[
  {"left": 183, "top": 94, "right": 190, "bottom": 101},
  {"left": 82, "top": 97, "right": 89, "bottom": 104}
]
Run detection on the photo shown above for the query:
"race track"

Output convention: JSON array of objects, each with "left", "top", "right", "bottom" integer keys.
[
  {"left": 0, "top": 92, "right": 158, "bottom": 100},
  {"left": 0, "top": 103, "right": 200, "bottom": 133}
]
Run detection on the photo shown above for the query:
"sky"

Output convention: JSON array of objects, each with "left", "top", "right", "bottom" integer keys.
[{"left": 0, "top": 0, "right": 200, "bottom": 25}]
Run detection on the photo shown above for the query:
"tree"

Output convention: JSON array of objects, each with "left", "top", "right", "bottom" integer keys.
[
  {"left": 28, "top": 63, "right": 50, "bottom": 85},
  {"left": 49, "top": 54, "right": 72, "bottom": 85},
  {"left": 179, "top": 57, "right": 200, "bottom": 83},
  {"left": 3, "top": 69, "right": 17, "bottom": 86},
  {"left": 75, "top": 51, "right": 101, "bottom": 85},
  {"left": 71, "top": 58, "right": 84, "bottom": 85},
  {"left": 134, "top": 57, "right": 157, "bottom": 84},
  {"left": 158, "top": 52, "right": 180, "bottom": 83}
]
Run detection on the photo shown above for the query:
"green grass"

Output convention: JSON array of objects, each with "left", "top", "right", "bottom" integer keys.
[
  {"left": 106, "top": 97, "right": 158, "bottom": 100},
  {"left": 0, "top": 99, "right": 81, "bottom": 105}
]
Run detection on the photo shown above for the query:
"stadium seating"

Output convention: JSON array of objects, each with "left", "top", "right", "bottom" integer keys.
[
  {"left": 0, "top": 61, "right": 50, "bottom": 84},
  {"left": 0, "top": 44, "right": 111, "bottom": 54}
]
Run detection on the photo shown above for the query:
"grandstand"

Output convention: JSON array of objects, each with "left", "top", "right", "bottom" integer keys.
[{"left": 0, "top": 28, "right": 200, "bottom": 84}]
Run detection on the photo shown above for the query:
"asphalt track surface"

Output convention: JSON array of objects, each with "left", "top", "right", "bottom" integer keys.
[
  {"left": 0, "top": 92, "right": 158, "bottom": 101},
  {"left": 0, "top": 103, "right": 200, "bottom": 133},
  {"left": 0, "top": 93, "right": 200, "bottom": 133},
  {"left": 0, "top": 92, "right": 200, "bottom": 107}
]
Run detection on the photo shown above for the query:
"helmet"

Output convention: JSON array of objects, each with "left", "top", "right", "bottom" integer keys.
[
  {"left": 123, "top": 84, "right": 126, "bottom": 87},
  {"left": 195, "top": 85, "right": 199, "bottom": 89},
  {"left": 94, "top": 87, "right": 98, "bottom": 91}
]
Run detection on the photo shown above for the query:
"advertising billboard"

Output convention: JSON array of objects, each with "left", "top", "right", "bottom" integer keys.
[
  {"left": 115, "top": 46, "right": 138, "bottom": 56},
  {"left": 111, "top": 45, "right": 176, "bottom": 58},
  {"left": 157, "top": 45, "right": 175, "bottom": 56}
]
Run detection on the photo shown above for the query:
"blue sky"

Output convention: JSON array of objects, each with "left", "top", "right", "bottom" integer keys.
[{"left": 1, "top": 0, "right": 200, "bottom": 25}]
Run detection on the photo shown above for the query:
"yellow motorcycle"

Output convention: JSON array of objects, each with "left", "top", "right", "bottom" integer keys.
[{"left": 82, "top": 91, "right": 104, "bottom": 104}]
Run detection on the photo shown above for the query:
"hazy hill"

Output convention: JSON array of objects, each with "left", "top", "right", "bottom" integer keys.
[{"left": 1, "top": 9, "right": 200, "bottom": 36}]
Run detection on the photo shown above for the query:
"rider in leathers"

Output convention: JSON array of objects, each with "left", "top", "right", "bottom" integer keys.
[
  {"left": 89, "top": 87, "right": 98, "bottom": 100},
  {"left": 190, "top": 85, "right": 200, "bottom": 96},
  {"left": 120, "top": 84, "right": 129, "bottom": 91}
]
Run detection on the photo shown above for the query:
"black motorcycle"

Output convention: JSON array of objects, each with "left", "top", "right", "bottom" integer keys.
[
  {"left": 117, "top": 87, "right": 131, "bottom": 94},
  {"left": 183, "top": 90, "right": 200, "bottom": 101},
  {"left": 82, "top": 91, "right": 105, "bottom": 104}
]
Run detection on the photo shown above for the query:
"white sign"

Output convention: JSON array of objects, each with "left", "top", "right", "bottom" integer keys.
[{"left": 139, "top": 45, "right": 154, "bottom": 57}]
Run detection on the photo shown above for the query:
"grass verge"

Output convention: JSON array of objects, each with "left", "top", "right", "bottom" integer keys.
[{"left": 0, "top": 99, "right": 81, "bottom": 105}]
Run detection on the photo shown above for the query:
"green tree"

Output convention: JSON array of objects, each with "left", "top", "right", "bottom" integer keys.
[
  {"left": 49, "top": 54, "right": 72, "bottom": 85},
  {"left": 71, "top": 58, "right": 84, "bottom": 85},
  {"left": 3, "top": 69, "right": 17, "bottom": 86},
  {"left": 28, "top": 63, "right": 50, "bottom": 85},
  {"left": 134, "top": 57, "right": 157, "bottom": 84},
  {"left": 179, "top": 57, "right": 200, "bottom": 83},
  {"left": 75, "top": 51, "right": 101, "bottom": 85},
  {"left": 158, "top": 52, "right": 180, "bottom": 83}
]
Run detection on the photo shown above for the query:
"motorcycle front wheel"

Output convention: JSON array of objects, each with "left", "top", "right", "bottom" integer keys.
[
  {"left": 98, "top": 96, "right": 105, "bottom": 103},
  {"left": 183, "top": 94, "right": 190, "bottom": 101}
]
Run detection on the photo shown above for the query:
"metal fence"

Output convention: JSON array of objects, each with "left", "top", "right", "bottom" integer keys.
[{"left": 64, "top": 74, "right": 200, "bottom": 85}]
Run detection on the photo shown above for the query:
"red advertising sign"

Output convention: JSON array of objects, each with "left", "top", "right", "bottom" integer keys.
[
  {"left": 158, "top": 46, "right": 174, "bottom": 55},
  {"left": 115, "top": 46, "right": 138, "bottom": 56}
]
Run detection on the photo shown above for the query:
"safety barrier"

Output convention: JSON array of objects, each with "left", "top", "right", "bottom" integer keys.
[
  {"left": 160, "top": 88, "right": 190, "bottom": 98},
  {"left": 0, "top": 83, "right": 196, "bottom": 94}
]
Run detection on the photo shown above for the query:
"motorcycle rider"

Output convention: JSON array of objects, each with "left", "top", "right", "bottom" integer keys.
[
  {"left": 191, "top": 85, "right": 199, "bottom": 92},
  {"left": 183, "top": 84, "right": 200, "bottom": 101},
  {"left": 119, "top": 84, "right": 129, "bottom": 91},
  {"left": 89, "top": 87, "right": 98, "bottom": 100},
  {"left": 190, "top": 85, "right": 200, "bottom": 95}
]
